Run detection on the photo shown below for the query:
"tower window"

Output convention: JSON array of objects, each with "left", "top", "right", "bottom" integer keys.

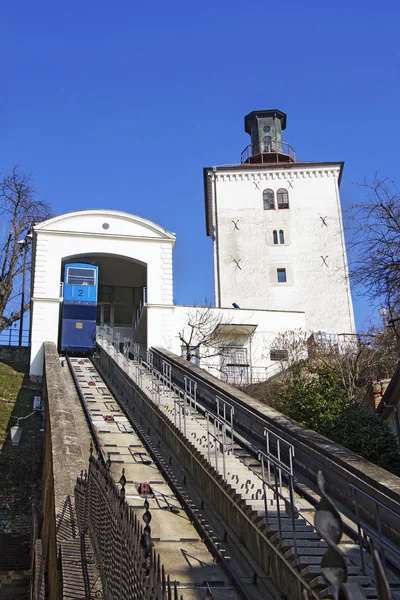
[
  {"left": 273, "top": 230, "right": 278, "bottom": 244},
  {"left": 277, "top": 188, "right": 289, "bottom": 209},
  {"left": 279, "top": 230, "right": 285, "bottom": 244},
  {"left": 263, "top": 189, "right": 275, "bottom": 210},
  {"left": 277, "top": 268, "right": 287, "bottom": 283}
]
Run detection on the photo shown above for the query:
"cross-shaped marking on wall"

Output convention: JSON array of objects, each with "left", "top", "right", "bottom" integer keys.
[
  {"left": 253, "top": 181, "right": 260, "bottom": 190},
  {"left": 321, "top": 255, "right": 328, "bottom": 267},
  {"left": 232, "top": 219, "right": 239, "bottom": 231},
  {"left": 320, "top": 216, "right": 328, "bottom": 227},
  {"left": 287, "top": 179, "right": 294, "bottom": 189},
  {"left": 233, "top": 259, "right": 242, "bottom": 270}
]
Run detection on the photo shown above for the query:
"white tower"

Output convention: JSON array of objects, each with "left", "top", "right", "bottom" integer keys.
[{"left": 203, "top": 109, "right": 355, "bottom": 336}]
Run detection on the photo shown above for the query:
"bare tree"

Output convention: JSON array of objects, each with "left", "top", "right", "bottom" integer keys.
[
  {"left": 0, "top": 166, "right": 52, "bottom": 333},
  {"left": 349, "top": 176, "right": 400, "bottom": 341},
  {"left": 269, "top": 327, "right": 398, "bottom": 404},
  {"left": 178, "top": 302, "right": 253, "bottom": 382}
]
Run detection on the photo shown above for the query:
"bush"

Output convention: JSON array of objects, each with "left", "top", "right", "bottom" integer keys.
[
  {"left": 277, "top": 365, "right": 346, "bottom": 434},
  {"left": 326, "top": 404, "right": 400, "bottom": 476},
  {"left": 275, "top": 364, "right": 400, "bottom": 476}
]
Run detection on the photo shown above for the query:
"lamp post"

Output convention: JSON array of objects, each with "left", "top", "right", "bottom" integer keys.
[{"left": 17, "top": 238, "right": 28, "bottom": 347}]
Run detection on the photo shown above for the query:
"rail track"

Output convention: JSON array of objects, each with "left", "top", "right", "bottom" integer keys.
[{"left": 65, "top": 353, "right": 279, "bottom": 600}]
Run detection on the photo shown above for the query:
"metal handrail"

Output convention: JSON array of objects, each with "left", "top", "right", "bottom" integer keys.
[{"left": 241, "top": 140, "right": 296, "bottom": 163}]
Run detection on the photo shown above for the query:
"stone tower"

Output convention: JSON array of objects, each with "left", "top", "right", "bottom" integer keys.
[{"left": 203, "top": 109, "right": 355, "bottom": 335}]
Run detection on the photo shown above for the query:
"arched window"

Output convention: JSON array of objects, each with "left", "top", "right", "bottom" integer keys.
[
  {"left": 263, "top": 189, "right": 275, "bottom": 210},
  {"left": 279, "top": 230, "right": 285, "bottom": 244},
  {"left": 273, "top": 230, "right": 278, "bottom": 244},
  {"left": 277, "top": 188, "right": 289, "bottom": 209}
]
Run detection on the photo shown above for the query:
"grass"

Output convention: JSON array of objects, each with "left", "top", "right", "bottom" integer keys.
[
  {"left": 0, "top": 362, "right": 26, "bottom": 445},
  {"left": 0, "top": 361, "right": 43, "bottom": 522}
]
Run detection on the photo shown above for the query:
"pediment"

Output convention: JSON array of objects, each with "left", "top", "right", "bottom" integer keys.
[{"left": 34, "top": 210, "right": 176, "bottom": 240}]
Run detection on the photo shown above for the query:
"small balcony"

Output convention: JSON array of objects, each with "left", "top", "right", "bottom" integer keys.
[{"left": 241, "top": 140, "right": 296, "bottom": 165}]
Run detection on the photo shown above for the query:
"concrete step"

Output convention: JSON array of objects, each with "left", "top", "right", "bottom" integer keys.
[
  {"left": 300, "top": 564, "right": 361, "bottom": 579},
  {"left": 280, "top": 538, "right": 327, "bottom": 549},
  {"left": 310, "top": 575, "right": 371, "bottom": 589},
  {"left": 271, "top": 531, "right": 320, "bottom": 542},
  {"left": 284, "top": 546, "right": 328, "bottom": 559},
  {"left": 320, "top": 587, "right": 377, "bottom": 599}
]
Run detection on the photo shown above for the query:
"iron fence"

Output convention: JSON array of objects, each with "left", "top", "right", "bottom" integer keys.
[
  {"left": 75, "top": 453, "right": 182, "bottom": 600},
  {"left": 0, "top": 327, "right": 30, "bottom": 346}
]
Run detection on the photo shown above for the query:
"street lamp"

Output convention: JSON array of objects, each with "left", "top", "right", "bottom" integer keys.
[{"left": 17, "top": 235, "right": 31, "bottom": 347}]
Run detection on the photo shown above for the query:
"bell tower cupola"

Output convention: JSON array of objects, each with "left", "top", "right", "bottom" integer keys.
[{"left": 242, "top": 109, "right": 295, "bottom": 164}]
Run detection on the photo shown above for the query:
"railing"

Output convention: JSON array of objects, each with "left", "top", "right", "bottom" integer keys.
[
  {"left": 133, "top": 287, "right": 147, "bottom": 337},
  {"left": 350, "top": 484, "right": 400, "bottom": 576},
  {"left": 75, "top": 452, "right": 181, "bottom": 600},
  {"left": 0, "top": 327, "right": 30, "bottom": 346},
  {"left": 241, "top": 140, "right": 296, "bottom": 163}
]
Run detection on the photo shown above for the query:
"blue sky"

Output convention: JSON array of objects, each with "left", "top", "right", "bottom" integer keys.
[{"left": 1, "top": 0, "right": 399, "bottom": 331}]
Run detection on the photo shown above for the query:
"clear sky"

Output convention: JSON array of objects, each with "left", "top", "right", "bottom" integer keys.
[{"left": 1, "top": 0, "right": 399, "bottom": 331}]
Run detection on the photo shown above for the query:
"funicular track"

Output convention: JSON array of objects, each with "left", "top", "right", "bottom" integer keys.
[
  {"left": 91, "top": 334, "right": 400, "bottom": 600},
  {"left": 65, "top": 353, "right": 277, "bottom": 600}
]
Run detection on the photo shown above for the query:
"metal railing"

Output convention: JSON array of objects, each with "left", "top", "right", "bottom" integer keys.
[
  {"left": 0, "top": 327, "right": 30, "bottom": 347},
  {"left": 75, "top": 453, "right": 181, "bottom": 600},
  {"left": 241, "top": 140, "right": 296, "bottom": 163},
  {"left": 133, "top": 286, "right": 147, "bottom": 336},
  {"left": 350, "top": 484, "right": 400, "bottom": 576}
]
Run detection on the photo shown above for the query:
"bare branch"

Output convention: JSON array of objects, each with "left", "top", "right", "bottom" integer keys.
[{"left": 0, "top": 165, "right": 53, "bottom": 334}]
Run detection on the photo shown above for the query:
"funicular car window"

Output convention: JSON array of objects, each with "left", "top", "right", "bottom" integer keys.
[{"left": 67, "top": 268, "right": 96, "bottom": 286}]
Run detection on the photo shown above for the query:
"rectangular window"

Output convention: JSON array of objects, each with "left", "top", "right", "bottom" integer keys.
[
  {"left": 277, "top": 268, "right": 287, "bottom": 283},
  {"left": 67, "top": 267, "right": 96, "bottom": 286}
]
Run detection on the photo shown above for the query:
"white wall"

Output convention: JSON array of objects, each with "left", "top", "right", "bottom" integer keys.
[
  {"left": 208, "top": 165, "right": 355, "bottom": 336},
  {"left": 30, "top": 210, "right": 175, "bottom": 378},
  {"left": 148, "top": 304, "right": 306, "bottom": 382}
]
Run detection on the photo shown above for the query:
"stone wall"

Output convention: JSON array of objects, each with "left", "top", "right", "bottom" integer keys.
[
  {"left": 40, "top": 342, "right": 93, "bottom": 600},
  {"left": 0, "top": 345, "right": 30, "bottom": 364}
]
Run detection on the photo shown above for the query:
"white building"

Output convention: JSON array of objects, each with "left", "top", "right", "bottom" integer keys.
[
  {"left": 203, "top": 109, "right": 355, "bottom": 335},
  {"left": 29, "top": 209, "right": 305, "bottom": 382}
]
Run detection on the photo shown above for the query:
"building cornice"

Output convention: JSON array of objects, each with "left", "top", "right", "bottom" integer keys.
[{"left": 34, "top": 229, "right": 176, "bottom": 244}]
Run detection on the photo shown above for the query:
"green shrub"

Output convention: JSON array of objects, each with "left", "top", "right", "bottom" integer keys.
[
  {"left": 276, "top": 364, "right": 400, "bottom": 476},
  {"left": 277, "top": 366, "right": 346, "bottom": 434},
  {"left": 326, "top": 404, "right": 400, "bottom": 476}
]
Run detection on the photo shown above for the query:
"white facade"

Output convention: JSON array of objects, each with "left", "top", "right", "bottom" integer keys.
[
  {"left": 204, "top": 162, "right": 355, "bottom": 336},
  {"left": 145, "top": 304, "right": 306, "bottom": 384},
  {"left": 29, "top": 208, "right": 307, "bottom": 385},
  {"left": 30, "top": 210, "right": 175, "bottom": 378}
]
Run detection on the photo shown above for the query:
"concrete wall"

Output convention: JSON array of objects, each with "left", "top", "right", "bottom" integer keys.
[
  {"left": 207, "top": 164, "right": 355, "bottom": 336},
  {"left": 30, "top": 210, "right": 175, "bottom": 378},
  {"left": 0, "top": 346, "right": 30, "bottom": 364},
  {"left": 41, "top": 342, "right": 92, "bottom": 599}
]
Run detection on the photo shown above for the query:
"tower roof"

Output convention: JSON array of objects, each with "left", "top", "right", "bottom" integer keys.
[{"left": 244, "top": 109, "right": 287, "bottom": 133}]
